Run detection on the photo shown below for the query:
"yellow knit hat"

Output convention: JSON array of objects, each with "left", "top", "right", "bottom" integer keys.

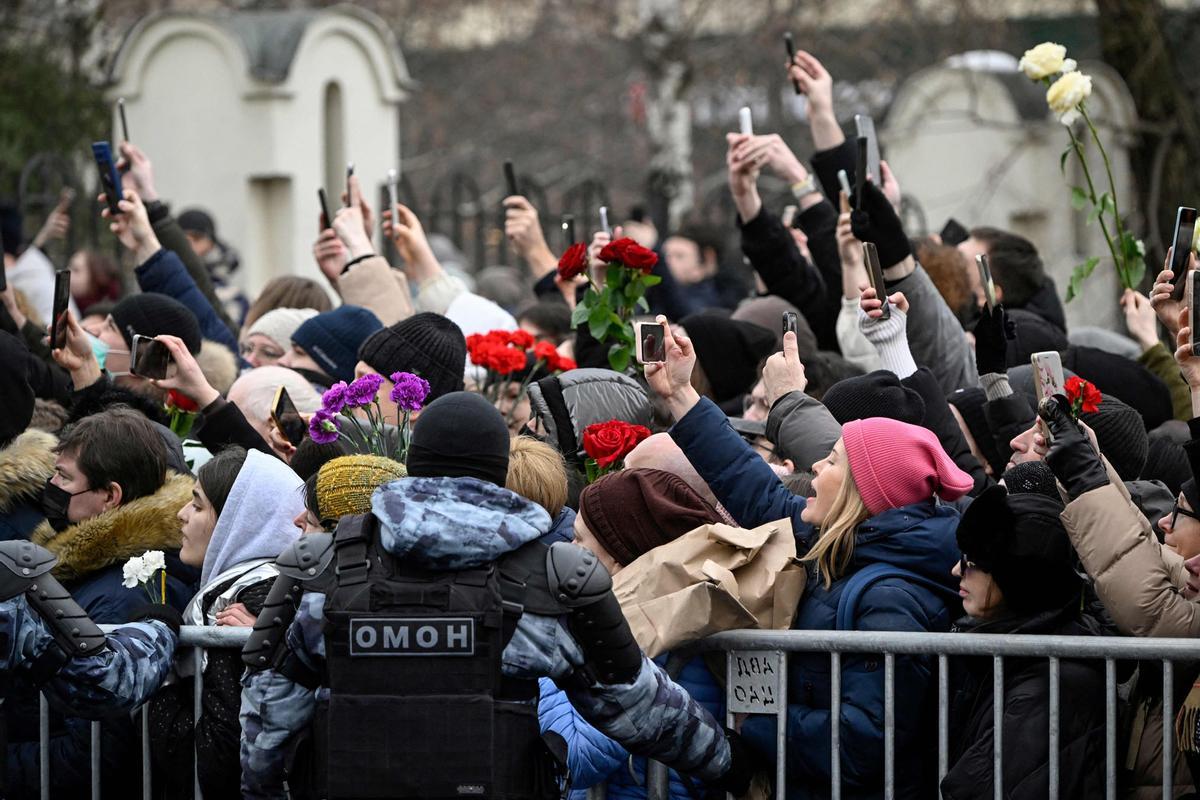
[{"left": 315, "top": 455, "right": 408, "bottom": 520}]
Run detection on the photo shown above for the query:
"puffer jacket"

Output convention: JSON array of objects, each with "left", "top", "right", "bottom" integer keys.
[
  {"left": 941, "top": 606, "right": 1106, "bottom": 799},
  {"left": 539, "top": 654, "right": 726, "bottom": 800},
  {"left": 671, "top": 397, "right": 961, "bottom": 798},
  {"left": 527, "top": 369, "right": 652, "bottom": 466}
]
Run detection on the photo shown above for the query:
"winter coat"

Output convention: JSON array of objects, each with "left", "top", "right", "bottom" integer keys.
[
  {"left": 336, "top": 254, "right": 414, "bottom": 326},
  {"left": 240, "top": 477, "right": 732, "bottom": 800},
  {"left": 671, "top": 397, "right": 961, "bottom": 798},
  {"left": 539, "top": 506, "right": 576, "bottom": 545},
  {"left": 194, "top": 396, "right": 274, "bottom": 457},
  {"left": 940, "top": 607, "right": 1106, "bottom": 799},
  {"left": 539, "top": 654, "right": 726, "bottom": 800},
  {"left": 526, "top": 369, "right": 653, "bottom": 467},
  {"left": 0, "top": 429, "right": 55, "bottom": 541},
  {"left": 135, "top": 247, "right": 239, "bottom": 355},
  {"left": 1020, "top": 277, "right": 1067, "bottom": 333},
  {"left": 146, "top": 200, "right": 240, "bottom": 337}
]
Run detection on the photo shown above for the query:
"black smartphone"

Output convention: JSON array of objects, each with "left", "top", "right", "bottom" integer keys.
[
  {"left": 504, "top": 161, "right": 520, "bottom": 198},
  {"left": 863, "top": 242, "right": 890, "bottom": 320},
  {"left": 940, "top": 217, "right": 970, "bottom": 247},
  {"left": 976, "top": 253, "right": 997, "bottom": 312},
  {"left": 1190, "top": 270, "right": 1200, "bottom": 357},
  {"left": 92, "top": 142, "right": 123, "bottom": 216},
  {"left": 784, "top": 33, "right": 800, "bottom": 94},
  {"left": 854, "top": 115, "right": 881, "bottom": 187},
  {"left": 318, "top": 188, "right": 332, "bottom": 231},
  {"left": 782, "top": 311, "right": 798, "bottom": 337},
  {"left": 130, "top": 334, "right": 171, "bottom": 379},
  {"left": 117, "top": 98, "right": 129, "bottom": 143},
  {"left": 561, "top": 214, "right": 575, "bottom": 246},
  {"left": 634, "top": 321, "right": 668, "bottom": 364},
  {"left": 1169, "top": 206, "right": 1197, "bottom": 300},
  {"left": 854, "top": 137, "right": 868, "bottom": 207},
  {"left": 271, "top": 386, "right": 307, "bottom": 447},
  {"left": 50, "top": 269, "right": 70, "bottom": 350}
]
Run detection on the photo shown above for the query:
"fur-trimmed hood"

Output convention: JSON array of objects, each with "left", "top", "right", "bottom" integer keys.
[
  {"left": 0, "top": 429, "right": 56, "bottom": 513},
  {"left": 31, "top": 471, "right": 193, "bottom": 582}
]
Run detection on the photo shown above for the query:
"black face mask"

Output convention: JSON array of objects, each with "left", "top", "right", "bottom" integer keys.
[{"left": 41, "top": 479, "right": 87, "bottom": 533}]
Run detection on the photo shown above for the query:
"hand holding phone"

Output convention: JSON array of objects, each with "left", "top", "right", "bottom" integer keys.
[
  {"left": 130, "top": 334, "right": 174, "bottom": 380},
  {"left": 784, "top": 33, "right": 801, "bottom": 94},
  {"left": 634, "top": 321, "right": 668, "bottom": 364},
  {"left": 271, "top": 386, "right": 307, "bottom": 447},
  {"left": 782, "top": 311, "right": 798, "bottom": 337},
  {"left": 863, "top": 242, "right": 890, "bottom": 320}
]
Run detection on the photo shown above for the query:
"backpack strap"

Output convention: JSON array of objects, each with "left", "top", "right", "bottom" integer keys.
[
  {"left": 835, "top": 563, "right": 958, "bottom": 630},
  {"left": 333, "top": 514, "right": 373, "bottom": 588},
  {"left": 535, "top": 376, "right": 580, "bottom": 465}
]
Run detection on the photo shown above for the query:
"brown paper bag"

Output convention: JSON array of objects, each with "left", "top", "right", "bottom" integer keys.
[{"left": 612, "top": 518, "right": 806, "bottom": 657}]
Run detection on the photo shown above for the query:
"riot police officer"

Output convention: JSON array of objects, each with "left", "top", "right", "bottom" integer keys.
[{"left": 240, "top": 392, "right": 749, "bottom": 800}]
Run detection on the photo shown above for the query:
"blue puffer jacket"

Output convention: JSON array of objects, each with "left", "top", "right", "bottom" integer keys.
[
  {"left": 135, "top": 248, "right": 239, "bottom": 355},
  {"left": 671, "top": 398, "right": 962, "bottom": 799},
  {"left": 539, "top": 654, "right": 726, "bottom": 800}
]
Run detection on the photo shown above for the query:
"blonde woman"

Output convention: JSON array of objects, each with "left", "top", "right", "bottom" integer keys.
[{"left": 648, "top": 317, "right": 972, "bottom": 799}]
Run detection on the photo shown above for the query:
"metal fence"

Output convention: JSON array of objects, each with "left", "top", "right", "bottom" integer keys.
[{"left": 37, "top": 626, "right": 1200, "bottom": 799}]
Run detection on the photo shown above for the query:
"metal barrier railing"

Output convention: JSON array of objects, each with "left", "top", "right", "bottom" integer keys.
[{"left": 35, "top": 626, "right": 1200, "bottom": 799}]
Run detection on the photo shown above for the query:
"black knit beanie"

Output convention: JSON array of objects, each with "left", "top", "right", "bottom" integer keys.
[
  {"left": 822, "top": 370, "right": 926, "bottom": 426},
  {"left": 1143, "top": 423, "right": 1191, "bottom": 496},
  {"left": 406, "top": 392, "right": 509, "bottom": 486},
  {"left": 948, "top": 387, "right": 1002, "bottom": 474},
  {"left": 680, "top": 310, "right": 776, "bottom": 404},
  {"left": 1063, "top": 345, "right": 1174, "bottom": 431},
  {"left": 110, "top": 294, "right": 202, "bottom": 354},
  {"left": 358, "top": 312, "right": 466, "bottom": 403},
  {"left": 956, "top": 485, "right": 1081, "bottom": 615},
  {"left": 1080, "top": 395, "right": 1148, "bottom": 482},
  {"left": 0, "top": 332, "right": 34, "bottom": 446}
]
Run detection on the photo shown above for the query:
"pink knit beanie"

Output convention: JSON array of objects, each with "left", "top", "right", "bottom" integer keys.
[{"left": 841, "top": 418, "right": 974, "bottom": 515}]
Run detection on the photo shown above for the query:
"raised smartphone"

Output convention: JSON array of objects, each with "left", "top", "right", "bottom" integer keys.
[
  {"left": 1169, "top": 206, "right": 1197, "bottom": 300},
  {"left": 634, "top": 321, "right": 668, "bottom": 364},
  {"left": 863, "top": 242, "right": 890, "bottom": 320},
  {"left": 49, "top": 270, "right": 70, "bottom": 350},
  {"left": 130, "top": 334, "right": 172, "bottom": 380},
  {"left": 92, "top": 142, "right": 123, "bottom": 216},
  {"left": 854, "top": 114, "right": 881, "bottom": 187},
  {"left": 976, "top": 253, "right": 997, "bottom": 313},
  {"left": 271, "top": 386, "right": 307, "bottom": 447}
]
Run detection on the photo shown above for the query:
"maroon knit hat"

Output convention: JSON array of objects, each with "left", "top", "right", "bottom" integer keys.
[
  {"left": 578, "top": 468, "right": 722, "bottom": 566},
  {"left": 841, "top": 417, "right": 973, "bottom": 515}
]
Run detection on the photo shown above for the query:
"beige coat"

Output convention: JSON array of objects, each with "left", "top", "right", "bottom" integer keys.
[
  {"left": 1060, "top": 459, "right": 1196, "bottom": 796},
  {"left": 337, "top": 256, "right": 468, "bottom": 326}
]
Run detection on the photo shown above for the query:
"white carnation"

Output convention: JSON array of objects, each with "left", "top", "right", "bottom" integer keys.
[
  {"left": 142, "top": 550, "right": 166, "bottom": 573},
  {"left": 1019, "top": 42, "right": 1067, "bottom": 80},
  {"left": 122, "top": 556, "right": 146, "bottom": 589}
]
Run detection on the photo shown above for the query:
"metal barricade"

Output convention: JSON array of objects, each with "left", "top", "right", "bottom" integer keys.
[{"left": 33, "top": 626, "right": 1200, "bottom": 798}]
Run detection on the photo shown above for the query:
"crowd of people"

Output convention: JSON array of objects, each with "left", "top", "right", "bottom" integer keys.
[{"left": 3, "top": 43, "right": 1200, "bottom": 800}]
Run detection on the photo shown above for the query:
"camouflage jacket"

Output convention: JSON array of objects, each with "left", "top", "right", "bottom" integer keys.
[
  {"left": 240, "top": 476, "right": 731, "bottom": 800},
  {"left": 0, "top": 594, "right": 177, "bottom": 717}
]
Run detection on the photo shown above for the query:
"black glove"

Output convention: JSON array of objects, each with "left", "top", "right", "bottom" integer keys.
[
  {"left": 712, "top": 728, "right": 753, "bottom": 797},
  {"left": 128, "top": 603, "right": 183, "bottom": 635},
  {"left": 1039, "top": 396, "right": 1110, "bottom": 500},
  {"left": 850, "top": 179, "right": 911, "bottom": 270},
  {"left": 972, "top": 303, "right": 1015, "bottom": 376}
]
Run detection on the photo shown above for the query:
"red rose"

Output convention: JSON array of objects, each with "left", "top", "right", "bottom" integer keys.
[
  {"left": 557, "top": 242, "right": 589, "bottom": 280},
  {"left": 533, "top": 340, "right": 558, "bottom": 365},
  {"left": 598, "top": 237, "right": 658, "bottom": 275},
  {"left": 508, "top": 329, "right": 535, "bottom": 350},
  {"left": 165, "top": 389, "right": 199, "bottom": 413},
  {"left": 582, "top": 419, "right": 652, "bottom": 469},
  {"left": 1065, "top": 376, "right": 1102, "bottom": 415}
]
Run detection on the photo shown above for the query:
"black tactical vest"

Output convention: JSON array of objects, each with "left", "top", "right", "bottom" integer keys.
[{"left": 307, "top": 515, "right": 559, "bottom": 800}]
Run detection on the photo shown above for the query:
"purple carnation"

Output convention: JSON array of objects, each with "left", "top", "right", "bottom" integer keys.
[
  {"left": 322, "top": 381, "right": 349, "bottom": 414},
  {"left": 308, "top": 408, "right": 340, "bottom": 444},
  {"left": 389, "top": 372, "right": 430, "bottom": 412},
  {"left": 345, "top": 373, "right": 384, "bottom": 407}
]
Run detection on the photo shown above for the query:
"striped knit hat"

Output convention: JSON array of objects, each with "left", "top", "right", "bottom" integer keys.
[{"left": 315, "top": 455, "right": 407, "bottom": 521}]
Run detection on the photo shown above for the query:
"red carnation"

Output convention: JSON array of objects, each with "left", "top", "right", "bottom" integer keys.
[
  {"left": 582, "top": 419, "right": 652, "bottom": 470},
  {"left": 557, "top": 242, "right": 589, "bottom": 280},
  {"left": 598, "top": 237, "right": 658, "bottom": 275},
  {"left": 508, "top": 329, "right": 535, "bottom": 350},
  {"left": 165, "top": 389, "right": 199, "bottom": 413},
  {"left": 1064, "top": 376, "right": 1102, "bottom": 417},
  {"left": 556, "top": 356, "right": 577, "bottom": 371}
]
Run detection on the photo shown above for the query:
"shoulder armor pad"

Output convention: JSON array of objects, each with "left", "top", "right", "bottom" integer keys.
[
  {"left": 0, "top": 541, "right": 56, "bottom": 601},
  {"left": 275, "top": 533, "right": 334, "bottom": 585},
  {"left": 546, "top": 542, "right": 611, "bottom": 608}
]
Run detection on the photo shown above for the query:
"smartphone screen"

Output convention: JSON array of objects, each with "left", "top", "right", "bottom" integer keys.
[
  {"left": 272, "top": 386, "right": 307, "bottom": 447},
  {"left": 1031, "top": 351, "right": 1065, "bottom": 403},
  {"left": 504, "top": 161, "right": 520, "bottom": 198},
  {"left": 318, "top": 188, "right": 332, "bottom": 231},
  {"left": 863, "top": 242, "right": 890, "bottom": 320},
  {"left": 1170, "top": 206, "right": 1198, "bottom": 299},
  {"left": 50, "top": 270, "right": 70, "bottom": 350},
  {"left": 782, "top": 311, "right": 798, "bottom": 337},
  {"left": 130, "top": 335, "right": 171, "bottom": 379},
  {"left": 91, "top": 142, "right": 122, "bottom": 216},
  {"left": 854, "top": 115, "right": 881, "bottom": 187},
  {"left": 976, "top": 253, "right": 997, "bottom": 312},
  {"left": 634, "top": 322, "right": 667, "bottom": 364},
  {"left": 1190, "top": 270, "right": 1200, "bottom": 357}
]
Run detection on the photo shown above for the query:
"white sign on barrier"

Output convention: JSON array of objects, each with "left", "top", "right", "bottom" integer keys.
[{"left": 727, "top": 650, "right": 785, "bottom": 713}]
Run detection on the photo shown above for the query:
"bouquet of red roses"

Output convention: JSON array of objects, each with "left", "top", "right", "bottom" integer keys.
[
  {"left": 581, "top": 419, "right": 651, "bottom": 483},
  {"left": 560, "top": 237, "right": 661, "bottom": 373},
  {"left": 467, "top": 329, "right": 576, "bottom": 422}
]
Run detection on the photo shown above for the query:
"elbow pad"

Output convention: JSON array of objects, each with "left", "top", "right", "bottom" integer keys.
[
  {"left": 0, "top": 541, "right": 105, "bottom": 661},
  {"left": 242, "top": 534, "right": 333, "bottom": 671},
  {"left": 546, "top": 542, "right": 641, "bottom": 686}
]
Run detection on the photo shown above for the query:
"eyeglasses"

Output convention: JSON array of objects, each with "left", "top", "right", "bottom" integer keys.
[
  {"left": 959, "top": 555, "right": 979, "bottom": 574},
  {"left": 1170, "top": 502, "right": 1200, "bottom": 529}
]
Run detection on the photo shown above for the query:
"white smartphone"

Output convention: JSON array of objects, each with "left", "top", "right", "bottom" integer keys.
[
  {"left": 599, "top": 206, "right": 611, "bottom": 236},
  {"left": 1031, "top": 351, "right": 1065, "bottom": 404},
  {"left": 386, "top": 168, "right": 399, "bottom": 212},
  {"left": 633, "top": 321, "right": 668, "bottom": 364},
  {"left": 739, "top": 106, "right": 753, "bottom": 136}
]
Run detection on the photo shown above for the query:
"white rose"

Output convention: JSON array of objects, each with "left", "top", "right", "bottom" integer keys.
[
  {"left": 1047, "top": 71, "right": 1092, "bottom": 126},
  {"left": 122, "top": 556, "right": 146, "bottom": 589},
  {"left": 1018, "top": 42, "right": 1067, "bottom": 80},
  {"left": 142, "top": 550, "right": 166, "bottom": 573}
]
